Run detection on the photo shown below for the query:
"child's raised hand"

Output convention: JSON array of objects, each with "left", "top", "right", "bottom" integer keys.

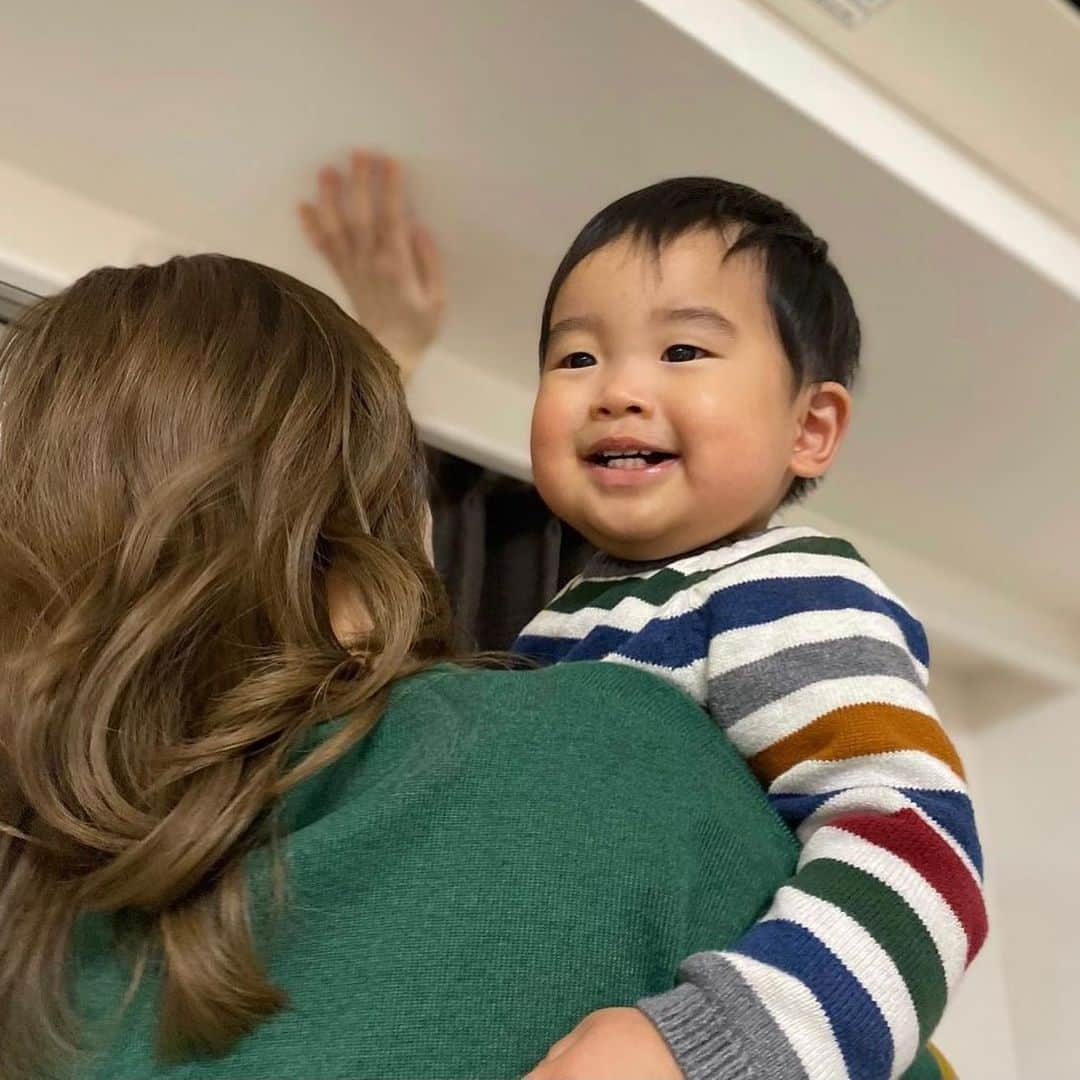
[
  {"left": 298, "top": 149, "right": 445, "bottom": 381},
  {"left": 523, "top": 1007, "right": 684, "bottom": 1080}
]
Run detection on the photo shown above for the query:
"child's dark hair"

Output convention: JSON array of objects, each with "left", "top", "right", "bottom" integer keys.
[{"left": 539, "top": 177, "right": 861, "bottom": 504}]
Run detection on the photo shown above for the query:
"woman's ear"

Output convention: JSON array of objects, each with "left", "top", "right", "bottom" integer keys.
[
  {"left": 789, "top": 381, "right": 852, "bottom": 480},
  {"left": 327, "top": 564, "right": 374, "bottom": 647}
]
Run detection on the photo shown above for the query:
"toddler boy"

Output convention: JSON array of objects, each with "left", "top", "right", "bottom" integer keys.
[{"left": 515, "top": 178, "right": 984, "bottom": 1080}]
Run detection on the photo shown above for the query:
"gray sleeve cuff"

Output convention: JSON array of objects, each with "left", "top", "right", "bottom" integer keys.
[
  {"left": 637, "top": 982, "right": 755, "bottom": 1080},
  {"left": 637, "top": 953, "right": 809, "bottom": 1080}
]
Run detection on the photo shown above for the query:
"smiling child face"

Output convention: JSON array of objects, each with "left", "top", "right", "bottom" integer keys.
[{"left": 531, "top": 228, "right": 829, "bottom": 561}]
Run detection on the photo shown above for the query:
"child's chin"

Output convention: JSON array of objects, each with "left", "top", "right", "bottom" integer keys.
[{"left": 593, "top": 528, "right": 682, "bottom": 562}]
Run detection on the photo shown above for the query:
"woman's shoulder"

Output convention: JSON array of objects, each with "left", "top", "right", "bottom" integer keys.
[
  {"left": 281, "top": 659, "right": 780, "bottom": 849},
  {"left": 383, "top": 660, "right": 740, "bottom": 778},
  {"left": 371, "top": 659, "right": 792, "bottom": 858},
  {"left": 392, "top": 659, "right": 710, "bottom": 729}
]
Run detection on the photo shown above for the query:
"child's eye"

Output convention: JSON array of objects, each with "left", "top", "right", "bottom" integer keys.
[
  {"left": 663, "top": 344, "right": 708, "bottom": 363},
  {"left": 558, "top": 352, "right": 597, "bottom": 370}
]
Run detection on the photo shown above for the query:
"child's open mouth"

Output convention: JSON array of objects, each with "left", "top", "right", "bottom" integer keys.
[
  {"left": 587, "top": 449, "right": 678, "bottom": 470},
  {"left": 582, "top": 439, "right": 680, "bottom": 485}
]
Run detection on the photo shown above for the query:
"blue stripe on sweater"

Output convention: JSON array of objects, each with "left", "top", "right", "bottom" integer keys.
[
  {"left": 900, "top": 788, "right": 984, "bottom": 878},
  {"left": 515, "top": 575, "right": 928, "bottom": 670},
  {"left": 768, "top": 792, "right": 833, "bottom": 831},
  {"left": 732, "top": 919, "right": 893, "bottom": 1080},
  {"left": 513, "top": 635, "right": 570, "bottom": 667}
]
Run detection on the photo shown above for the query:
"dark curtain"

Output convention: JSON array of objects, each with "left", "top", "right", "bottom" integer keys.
[{"left": 426, "top": 448, "right": 592, "bottom": 652}]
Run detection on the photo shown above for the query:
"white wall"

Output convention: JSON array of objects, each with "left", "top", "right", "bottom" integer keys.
[
  {"left": 0, "top": 157, "right": 184, "bottom": 295},
  {"left": 929, "top": 669, "right": 1080, "bottom": 1077},
  {"left": 968, "top": 687, "right": 1080, "bottom": 1076},
  {"left": 929, "top": 668, "right": 1019, "bottom": 1078}
]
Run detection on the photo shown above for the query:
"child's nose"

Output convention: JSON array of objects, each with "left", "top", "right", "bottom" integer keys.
[{"left": 588, "top": 385, "right": 652, "bottom": 420}]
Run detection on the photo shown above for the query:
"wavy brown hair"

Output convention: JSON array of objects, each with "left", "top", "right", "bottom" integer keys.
[{"left": 0, "top": 254, "right": 453, "bottom": 1078}]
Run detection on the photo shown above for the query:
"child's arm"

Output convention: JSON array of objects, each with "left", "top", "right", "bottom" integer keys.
[{"left": 637, "top": 539, "right": 986, "bottom": 1080}]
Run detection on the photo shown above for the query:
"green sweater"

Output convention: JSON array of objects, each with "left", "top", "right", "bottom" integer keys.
[{"left": 73, "top": 661, "right": 800, "bottom": 1080}]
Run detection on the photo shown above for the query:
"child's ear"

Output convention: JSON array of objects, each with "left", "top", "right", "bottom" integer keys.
[{"left": 789, "top": 381, "right": 852, "bottom": 480}]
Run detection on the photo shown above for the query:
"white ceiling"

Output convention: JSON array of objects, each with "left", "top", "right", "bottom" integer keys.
[
  {"left": 1, "top": 0, "right": 1078, "bottom": 636},
  {"left": 756, "top": 0, "right": 1080, "bottom": 234}
]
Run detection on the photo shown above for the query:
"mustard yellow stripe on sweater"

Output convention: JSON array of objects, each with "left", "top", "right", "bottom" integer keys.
[{"left": 749, "top": 701, "right": 966, "bottom": 787}]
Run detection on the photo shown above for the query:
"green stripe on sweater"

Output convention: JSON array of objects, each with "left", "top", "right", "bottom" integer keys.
[
  {"left": 549, "top": 536, "right": 868, "bottom": 615},
  {"left": 794, "top": 858, "right": 948, "bottom": 1042}
]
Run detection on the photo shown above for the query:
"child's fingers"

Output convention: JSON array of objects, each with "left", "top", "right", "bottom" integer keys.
[
  {"left": 297, "top": 202, "right": 326, "bottom": 252},
  {"left": 375, "top": 157, "right": 415, "bottom": 265},
  {"left": 346, "top": 149, "right": 376, "bottom": 250},
  {"left": 412, "top": 226, "right": 445, "bottom": 311},
  {"left": 315, "top": 166, "right": 352, "bottom": 265}
]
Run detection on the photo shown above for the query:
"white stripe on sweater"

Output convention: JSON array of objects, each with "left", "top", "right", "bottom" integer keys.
[
  {"left": 724, "top": 951, "right": 850, "bottom": 1080},
  {"left": 803, "top": 825, "right": 968, "bottom": 990},
  {"left": 726, "top": 676, "right": 938, "bottom": 757},
  {"left": 762, "top": 887, "right": 921, "bottom": 1076},
  {"left": 768, "top": 750, "right": 967, "bottom": 797},
  {"left": 654, "top": 525, "right": 828, "bottom": 579},
  {"left": 604, "top": 653, "right": 708, "bottom": 704}
]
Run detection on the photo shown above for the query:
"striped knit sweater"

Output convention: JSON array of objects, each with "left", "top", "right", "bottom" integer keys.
[{"left": 514, "top": 525, "right": 985, "bottom": 1080}]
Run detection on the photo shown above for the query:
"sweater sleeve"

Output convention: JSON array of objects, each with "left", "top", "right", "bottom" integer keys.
[{"left": 637, "top": 547, "right": 987, "bottom": 1080}]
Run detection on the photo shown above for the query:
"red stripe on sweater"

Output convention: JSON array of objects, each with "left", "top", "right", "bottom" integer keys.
[{"left": 835, "top": 808, "right": 988, "bottom": 965}]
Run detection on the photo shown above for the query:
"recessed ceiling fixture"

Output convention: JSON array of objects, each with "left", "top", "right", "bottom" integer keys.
[{"left": 805, "top": 0, "right": 893, "bottom": 28}]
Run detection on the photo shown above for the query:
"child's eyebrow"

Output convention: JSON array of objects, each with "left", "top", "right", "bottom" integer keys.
[
  {"left": 655, "top": 307, "right": 738, "bottom": 336},
  {"left": 546, "top": 314, "right": 602, "bottom": 343}
]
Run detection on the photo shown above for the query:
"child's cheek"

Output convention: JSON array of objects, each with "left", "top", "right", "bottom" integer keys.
[
  {"left": 530, "top": 395, "right": 569, "bottom": 506},
  {"left": 530, "top": 389, "right": 569, "bottom": 461}
]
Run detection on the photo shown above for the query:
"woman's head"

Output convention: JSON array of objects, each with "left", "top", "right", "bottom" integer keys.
[{"left": 0, "top": 254, "right": 452, "bottom": 1077}]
